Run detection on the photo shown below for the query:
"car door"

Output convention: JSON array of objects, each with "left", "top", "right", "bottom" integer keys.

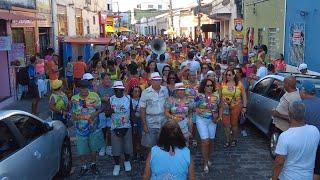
[
  {"left": 8, "top": 114, "right": 56, "bottom": 179},
  {"left": 0, "top": 121, "right": 23, "bottom": 180},
  {"left": 247, "top": 77, "right": 273, "bottom": 134},
  {"left": 262, "top": 79, "right": 285, "bottom": 133}
]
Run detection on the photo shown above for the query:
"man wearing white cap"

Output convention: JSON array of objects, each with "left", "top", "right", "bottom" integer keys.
[
  {"left": 140, "top": 72, "right": 169, "bottom": 152},
  {"left": 105, "top": 80, "right": 133, "bottom": 176},
  {"left": 298, "top": 63, "right": 308, "bottom": 75}
]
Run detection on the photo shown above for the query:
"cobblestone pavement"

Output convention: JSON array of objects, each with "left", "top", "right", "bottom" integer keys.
[
  {"left": 3, "top": 98, "right": 273, "bottom": 180},
  {"left": 65, "top": 122, "right": 272, "bottom": 180}
]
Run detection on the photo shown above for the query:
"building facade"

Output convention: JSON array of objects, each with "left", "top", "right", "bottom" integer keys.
[
  {"left": 284, "top": 0, "right": 320, "bottom": 72},
  {"left": 244, "top": 0, "right": 285, "bottom": 60}
]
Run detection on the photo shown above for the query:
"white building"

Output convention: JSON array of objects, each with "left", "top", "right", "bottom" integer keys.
[
  {"left": 52, "top": 0, "right": 108, "bottom": 51},
  {"left": 210, "top": 0, "right": 239, "bottom": 40},
  {"left": 136, "top": 1, "right": 169, "bottom": 10}
]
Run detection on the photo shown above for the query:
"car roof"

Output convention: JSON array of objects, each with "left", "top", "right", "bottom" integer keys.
[
  {"left": 276, "top": 72, "right": 320, "bottom": 80},
  {"left": 0, "top": 110, "right": 43, "bottom": 122}
]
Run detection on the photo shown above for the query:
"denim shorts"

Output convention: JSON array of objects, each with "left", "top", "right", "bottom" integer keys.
[{"left": 76, "top": 129, "right": 105, "bottom": 155}]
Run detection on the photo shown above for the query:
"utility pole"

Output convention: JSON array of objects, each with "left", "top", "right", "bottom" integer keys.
[
  {"left": 169, "top": 0, "right": 173, "bottom": 29},
  {"left": 197, "top": 0, "right": 202, "bottom": 43}
]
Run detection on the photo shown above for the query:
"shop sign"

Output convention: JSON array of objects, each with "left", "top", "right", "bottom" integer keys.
[
  {"left": 106, "top": 16, "right": 114, "bottom": 26},
  {"left": 12, "top": 19, "right": 35, "bottom": 27},
  {"left": 99, "top": 12, "right": 107, "bottom": 24},
  {"left": 234, "top": 18, "right": 243, "bottom": 33},
  {"left": 0, "top": 36, "right": 12, "bottom": 51}
]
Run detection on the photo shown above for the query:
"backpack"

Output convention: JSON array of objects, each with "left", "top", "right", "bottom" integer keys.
[{"left": 17, "top": 66, "right": 30, "bottom": 85}]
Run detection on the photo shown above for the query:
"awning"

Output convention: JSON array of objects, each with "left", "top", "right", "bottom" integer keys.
[
  {"left": 62, "top": 37, "right": 111, "bottom": 45},
  {"left": 105, "top": 26, "right": 115, "bottom": 33},
  {"left": 208, "top": 13, "right": 231, "bottom": 20},
  {"left": 118, "top": 27, "right": 131, "bottom": 32},
  {"left": 0, "top": 11, "right": 44, "bottom": 20}
]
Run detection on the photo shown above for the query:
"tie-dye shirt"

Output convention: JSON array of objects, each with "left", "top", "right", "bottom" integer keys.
[
  {"left": 71, "top": 92, "right": 101, "bottom": 137},
  {"left": 195, "top": 92, "right": 220, "bottom": 119}
]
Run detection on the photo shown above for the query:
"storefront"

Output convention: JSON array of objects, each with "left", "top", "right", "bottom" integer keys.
[
  {"left": 99, "top": 12, "right": 115, "bottom": 37},
  {"left": 11, "top": 10, "right": 37, "bottom": 60}
]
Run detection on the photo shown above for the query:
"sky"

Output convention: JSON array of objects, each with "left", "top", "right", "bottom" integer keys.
[{"left": 113, "top": 0, "right": 199, "bottom": 12}]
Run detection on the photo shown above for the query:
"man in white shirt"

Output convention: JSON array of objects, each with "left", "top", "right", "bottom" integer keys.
[
  {"left": 180, "top": 51, "right": 201, "bottom": 75},
  {"left": 272, "top": 101, "right": 320, "bottom": 180},
  {"left": 272, "top": 76, "right": 301, "bottom": 120}
]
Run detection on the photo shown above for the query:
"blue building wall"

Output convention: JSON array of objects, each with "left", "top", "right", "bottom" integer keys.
[{"left": 284, "top": 0, "right": 320, "bottom": 72}]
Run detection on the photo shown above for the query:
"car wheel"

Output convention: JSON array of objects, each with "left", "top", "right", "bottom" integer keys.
[
  {"left": 58, "top": 138, "right": 72, "bottom": 177},
  {"left": 270, "top": 131, "right": 279, "bottom": 159}
]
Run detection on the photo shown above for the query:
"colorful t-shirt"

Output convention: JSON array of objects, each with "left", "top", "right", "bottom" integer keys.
[
  {"left": 165, "top": 97, "right": 192, "bottom": 135},
  {"left": 73, "top": 61, "right": 87, "bottom": 79},
  {"left": 195, "top": 92, "right": 220, "bottom": 119},
  {"left": 50, "top": 92, "right": 68, "bottom": 111},
  {"left": 110, "top": 95, "right": 131, "bottom": 130},
  {"left": 71, "top": 92, "right": 101, "bottom": 137},
  {"left": 221, "top": 82, "right": 244, "bottom": 105},
  {"left": 185, "top": 83, "right": 199, "bottom": 101}
]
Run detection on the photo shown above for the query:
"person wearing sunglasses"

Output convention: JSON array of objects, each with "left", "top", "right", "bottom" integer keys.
[
  {"left": 166, "top": 70, "right": 180, "bottom": 96},
  {"left": 194, "top": 79, "right": 221, "bottom": 173},
  {"left": 220, "top": 69, "right": 247, "bottom": 148}
]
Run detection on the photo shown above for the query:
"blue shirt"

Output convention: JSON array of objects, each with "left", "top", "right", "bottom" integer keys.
[
  {"left": 150, "top": 146, "right": 190, "bottom": 180},
  {"left": 302, "top": 97, "right": 320, "bottom": 144}
]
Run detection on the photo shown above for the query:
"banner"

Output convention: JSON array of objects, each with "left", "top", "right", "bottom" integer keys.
[{"left": 0, "top": 36, "right": 12, "bottom": 51}]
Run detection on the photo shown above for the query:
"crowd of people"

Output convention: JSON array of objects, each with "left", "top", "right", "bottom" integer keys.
[{"left": 21, "top": 34, "right": 319, "bottom": 179}]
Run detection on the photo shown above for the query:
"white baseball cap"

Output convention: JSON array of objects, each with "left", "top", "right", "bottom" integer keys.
[
  {"left": 150, "top": 72, "right": 162, "bottom": 80},
  {"left": 298, "top": 63, "right": 308, "bottom": 71},
  {"left": 112, "top": 81, "right": 125, "bottom": 89},
  {"left": 82, "top": 73, "right": 94, "bottom": 80}
]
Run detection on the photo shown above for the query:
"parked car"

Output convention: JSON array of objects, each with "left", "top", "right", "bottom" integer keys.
[
  {"left": 0, "top": 110, "right": 72, "bottom": 179},
  {"left": 246, "top": 72, "right": 320, "bottom": 158}
]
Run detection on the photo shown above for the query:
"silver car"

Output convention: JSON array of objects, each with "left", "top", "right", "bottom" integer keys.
[
  {"left": 246, "top": 73, "right": 320, "bottom": 158},
  {"left": 0, "top": 110, "right": 72, "bottom": 179}
]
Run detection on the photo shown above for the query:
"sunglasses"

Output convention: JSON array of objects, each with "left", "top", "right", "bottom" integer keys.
[
  {"left": 227, "top": 74, "right": 233, "bottom": 76},
  {"left": 169, "top": 77, "right": 176, "bottom": 79},
  {"left": 206, "top": 84, "right": 213, "bottom": 87}
]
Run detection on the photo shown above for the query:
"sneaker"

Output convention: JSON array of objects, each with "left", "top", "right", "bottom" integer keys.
[
  {"left": 113, "top": 165, "right": 121, "bottom": 176},
  {"left": 124, "top": 161, "right": 132, "bottom": 172},
  {"left": 106, "top": 146, "right": 112, "bottom": 156},
  {"left": 89, "top": 163, "right": 100, "bottom": 175},
  {"left": 99, "top": 147, "right": 106, "bottom": 156},
  {"left": 79, "top": 165, "right": 89, "bottom": 176}
]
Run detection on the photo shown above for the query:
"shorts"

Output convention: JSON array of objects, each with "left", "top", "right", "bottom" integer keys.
[
  {"left": 76, "top": 129, "right": 105, "bottom": 155},
  {"left": 132, "top": 119, "right": 143, "bottom": 135},
  {"left": 222, "top": 103, "right": 242, "bottom": 126},
  {"left": 141, "top": 128, "right": 160, "bottom": 148},
  {"left": 111, "top": 128, "right": 133, "bottom": 156},
  {"left": 315, "top": 146, "right": 320, "bottom": 175},
  {"left": 196, "top": 115, "right": 217, "bottom": 140}
]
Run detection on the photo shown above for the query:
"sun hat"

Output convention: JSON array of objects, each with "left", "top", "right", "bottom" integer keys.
[
  {"left": 112, "top": 81, "right": 125, "bottom": 89},
  {"left": 174, "top": 82, "right": 186, "bottom": 90},
  {"left": 299, "top": 80, "right": 316, "bottom": 94},
  {"left": 51, "top": 79, "right": 63, "bottom": 90},
  {"left": 150, "top": 72, "right": 162, "bottom": 80},
  {"left": 82, "top": 73, "right": 94, "bottom": 80}
]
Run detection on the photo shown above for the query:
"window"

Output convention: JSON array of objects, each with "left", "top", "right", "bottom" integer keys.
[
  {"left": 107, "top": 4, "right": 111, "bottom": 11},
  {"left": 0, "top": 122, "right": 18, "bottom": 161},
  {"left": 58, "top": 14, "right": 68, "bottom": 36},
  {"left": 85, "top": 0, "right": 91, "bottom": 4},
  {"left": 12, "top": 28, "right": 24, "bottom": 43},
  {"left": 266, "top": 79, "right": 285, "bottom": 101},
  {"left": 137, "top": 4, "right": 141, "bottom": 9},
  {"left": 148, "top": 4, "right": 154, "bottom": 9},
  {"left": 11, "top": 115, "right": 45, "bottom": 143},
  {"left": 158, "top": 5, "right": 162, "bottom": 10},
  {"left": 252, "top": 78, "right": 273, "bottom": 95},
  {"left": 268, "top": 28, "right": 278, "bottom": 60},
  {"left": 93, "top": 16, "right": 96, "bottom": 25},
  {"left": 87, "top": 19, "right": 90, "bottom": 34}
]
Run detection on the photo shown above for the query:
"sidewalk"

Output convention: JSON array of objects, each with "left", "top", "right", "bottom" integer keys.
[{"left": 1, "top": 97, "right": 51, "bottom": 120}]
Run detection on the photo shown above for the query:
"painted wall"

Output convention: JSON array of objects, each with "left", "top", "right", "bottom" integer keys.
[
  {"left": 284, "top": 0, "right": 320, "bottom": 72},
  {"left": 244, "top": 0, "right": 285, "bottom": 57}
]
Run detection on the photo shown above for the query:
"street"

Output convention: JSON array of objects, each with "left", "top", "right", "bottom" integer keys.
[{"left": 3, "top": 97, "right": 273, "bottom": 180}]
